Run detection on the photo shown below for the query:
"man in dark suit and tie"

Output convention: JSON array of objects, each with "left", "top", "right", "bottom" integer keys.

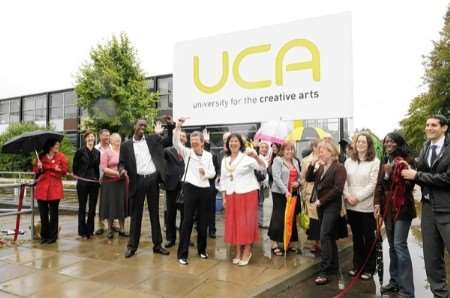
[
  {"left": 119, "top": 118, "right": 174, "bottom": 258},
  {"left": 402, "top": 114, "right": 450, "bottom": 298}
]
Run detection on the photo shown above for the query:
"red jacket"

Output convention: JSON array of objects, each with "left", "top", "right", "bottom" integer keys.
[{"left": 33, "top": 152, "right": 68, "bottom": 201}]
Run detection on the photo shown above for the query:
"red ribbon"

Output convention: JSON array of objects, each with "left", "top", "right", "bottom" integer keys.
[{"left": 334, "top": 190, "right": 394, "bottom": 298}]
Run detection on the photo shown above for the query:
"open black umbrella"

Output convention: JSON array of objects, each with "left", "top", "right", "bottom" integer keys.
[{"left": 1, "top": 130, "right": 64, "bottom": 155}]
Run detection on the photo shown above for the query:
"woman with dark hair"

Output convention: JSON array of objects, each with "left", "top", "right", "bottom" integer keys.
[
  {"left": 269, "top": 141, "right": 301, "bottom": 256},
  {"left": 33, "top": 138, "right": 68, "bottom": 244},
  {"left": 344, "top": 132, "right": 380, "bottom": 280},
  {"left": 374, "top": 132, "right": 416, "bottom": 297},
  {"left": 220, "top": 133, "right": 266, "bottom": 266},
  {"left": 73, "top": 130, "right": 100, "bottom": 240}
]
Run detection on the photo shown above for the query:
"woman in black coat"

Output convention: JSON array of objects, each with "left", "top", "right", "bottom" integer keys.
[
  {"left": 73, "top": 130, "right": 100, "bottom": 240},
  {"left": 306, "top": 140, "right": 347, "bottom": 285}
]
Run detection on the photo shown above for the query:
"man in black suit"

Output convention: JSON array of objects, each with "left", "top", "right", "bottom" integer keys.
[
  {"left": 119, "top": 118, "right": 174, "bottom": 258},
  {"left": 163, "top": 146, "right": 185, "bottom": 248},
  {"left": 402, "top": 115, "right": 450, "bottom": 298}
]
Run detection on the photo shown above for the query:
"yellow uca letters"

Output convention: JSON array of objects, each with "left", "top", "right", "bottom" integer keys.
[{"left": 193, "top": 38, "right": 320, "bottom": 94}]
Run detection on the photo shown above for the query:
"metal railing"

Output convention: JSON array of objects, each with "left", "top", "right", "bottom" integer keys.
[{"left": 0, "top": 171, "right": 36, "bottom": 240}]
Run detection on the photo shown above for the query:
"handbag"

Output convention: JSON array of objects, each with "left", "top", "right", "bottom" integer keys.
[
  {"left": 254, "top": 169, "right": 267, "bottom": 182},
  {"left": 176, "top": 156, "right": 191, "bottom": 204},
  {"left": 298, "top": 200, "right": 310, "bottom": 230}
]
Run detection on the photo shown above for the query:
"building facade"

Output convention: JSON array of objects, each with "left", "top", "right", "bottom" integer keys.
[{"left": 0, "top": 74, "right": 350, "bottom": 153}]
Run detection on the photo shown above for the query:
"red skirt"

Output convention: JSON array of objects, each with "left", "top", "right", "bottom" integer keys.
[{"left": 224, "top": 190, "right": 259, "bottom": 245}]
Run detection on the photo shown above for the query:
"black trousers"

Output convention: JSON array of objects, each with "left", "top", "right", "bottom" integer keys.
[
  {"left": 318, "top": 206, "right": 340, "bottom": 276},
  {"left": 422, "top": 201, "right": 450, "bottom": 298},
  {"left": 347, "top": 209, "right": 376, "bottom": 274},
  {"left": 166, "top": 185, "right": 184, "bottom": 242},
  {"left": 37, "top": 200, "right": 60, "bottom": 241},
  {"left": 76, "top": 181, "right": 99, "bottom": 237},
  {"left": 128, "top": 173, "right": 162, "bottom": 251},
  {"left": 207, "top": 186, "right": 217, "bottom": 234},
  {"left": 177, "top": 183, "right": 210, "bottom": 259}
]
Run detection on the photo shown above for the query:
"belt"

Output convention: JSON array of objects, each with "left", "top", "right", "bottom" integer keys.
[{"left": 137, "top": 172, "right": 156, "bottom": 178}]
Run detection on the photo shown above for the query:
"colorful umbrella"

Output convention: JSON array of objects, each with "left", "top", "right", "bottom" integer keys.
[
  {"left": 255, "top": 120, "right": 292, "bottom": 144},
  {"left": 287, "top": 127, "right": 329, "bottom": 142},
  {"left": 283, "top": 192, "right": 298, "bottom": 256}
]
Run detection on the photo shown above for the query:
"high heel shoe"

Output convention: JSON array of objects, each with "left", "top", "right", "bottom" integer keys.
[{"left": 238, "top": 253, "right": 252, "bottom": 266}]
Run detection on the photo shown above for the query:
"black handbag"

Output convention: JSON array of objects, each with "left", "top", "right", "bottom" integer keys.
[
  {"left": 254, "top": 169, "right": 267, "bottom": 183},
  {"left": 176, "top": 156, "right": 191, "bottom": 204}
]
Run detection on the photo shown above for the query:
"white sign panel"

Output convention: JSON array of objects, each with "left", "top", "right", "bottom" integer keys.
[{"left": 174, "top": 12, "right": 353, "bottom": 126}]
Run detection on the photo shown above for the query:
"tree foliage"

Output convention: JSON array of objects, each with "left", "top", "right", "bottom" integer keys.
[
  {"left": 401, "top": 6, "right": 450, "bottom": 154},
  {"left": 75, "top": 33, "right": 159, "bottom": 138},
  {"left": 0, "top": 123, "right": 75, "bottom": 172}
]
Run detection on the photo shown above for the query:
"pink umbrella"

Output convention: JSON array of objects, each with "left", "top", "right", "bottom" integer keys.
[{"left": 255, "top": 121, "right": 291, "bottom": 145}]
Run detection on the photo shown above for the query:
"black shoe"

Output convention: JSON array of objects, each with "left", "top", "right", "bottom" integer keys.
[
  {"left": 118, "top": 231, "right": 129, "bottom": 238},
  {"left": 153, "top": 246, "right": 170, "bottom": 255},
  {"left": 380, "top": 283, "right": 399, "bottom": 294},
  {"left": 46, "top": 238, "right": 57, "bottom": 244},
  {"left": 209, "top": 232, "right": 216, "bottom": 239},
  {"left": 124, "top": 248, "right": 136, "bottom": 258},
  {"left": 165, "top": 240, "right": 176, "bottom": 248},
  {"left": 95, "top": 228, "right": 105, "bottom": 235},
  {"left": 112, "top": 226, "right": 120, "bottom": 233},
  {"left": 40, "top": 239, "right": 48, "bottom": 244}
]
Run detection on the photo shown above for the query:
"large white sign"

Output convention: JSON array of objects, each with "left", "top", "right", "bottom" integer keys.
[{"left": 173, "top": 12, "right": 353, "bottom": 126}]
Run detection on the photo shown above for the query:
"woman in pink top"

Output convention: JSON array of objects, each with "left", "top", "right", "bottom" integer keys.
[{"left": 99, "top": 133, "right": 128, "bottom": 239}]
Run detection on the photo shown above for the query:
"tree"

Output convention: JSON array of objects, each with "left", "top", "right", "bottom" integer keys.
[
  {"left": 401, "top": 6, "right": 450, "bottom": 154},
  {"left": 75, "top": 33, "right": 159, "bottom": 137},
  {"left": 0, "top": 123, "right": 75, "bottom": 172}
]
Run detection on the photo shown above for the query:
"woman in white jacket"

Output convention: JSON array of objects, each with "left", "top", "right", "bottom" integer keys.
[
  {"left": 344, "top": 132, "right": 380, "bottom": 280},
  {"left": 220, "top": 133, "right": 266, "bottom": 266}
]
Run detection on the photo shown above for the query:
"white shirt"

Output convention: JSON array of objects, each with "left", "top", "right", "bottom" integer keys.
[
  {"left": 133, "top": 136, "right": 156, "bottom": 175},
  {"left": 428, "top": 135, "right": 445, "bottom": 166},
  {"left": 220, "top": 152, "right": 264, "bottom": 195},
  {"left": 173, "top": 131, "right": 215, "bottom": 188},
  {"left": 344, "top": 157, "right": 380, "bottom": 213}
]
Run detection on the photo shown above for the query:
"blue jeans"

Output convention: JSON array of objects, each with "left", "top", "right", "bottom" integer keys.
[{"left": 385, "top": 217, "right": 414, "bottom": 298}]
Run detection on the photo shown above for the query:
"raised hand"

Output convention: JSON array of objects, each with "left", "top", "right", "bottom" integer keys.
[
  {"left": 154, "top": 121, "right": 164, "bottom": 134},
  {"left": 203, "top": 128, "right": 210, "bottom": 143}
]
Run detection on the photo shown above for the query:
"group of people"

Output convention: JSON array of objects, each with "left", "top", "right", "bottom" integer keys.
[{"left": 31, "top": 114, "right": 450, "bottom": 298}]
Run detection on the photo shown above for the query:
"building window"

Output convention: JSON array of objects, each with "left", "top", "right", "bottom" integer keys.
[
  {"left": 50, "top": 92, "right": 64, "bottom": 119},
  {"left": 157, "top": 77, "right": 172, "bottom": 110},
  {"left": 63, "top": 91, "right": 78, "bottom": 119},
  {"left": 23, "top": 95, "right": 47, "bottom": 122},
  {"left": 145, "top": 78, "right": 155, "bottom": 91}
]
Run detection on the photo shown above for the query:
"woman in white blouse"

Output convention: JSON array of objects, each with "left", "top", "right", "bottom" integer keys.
[
  {"left": 344, "top": 132, "right": 380, "bottom": 280},
  {"left": 173, "top": 118, "right": 216, "bottom": 265},
  {"left": 220, "top": 133, "right": 266, "bottom": 266}
]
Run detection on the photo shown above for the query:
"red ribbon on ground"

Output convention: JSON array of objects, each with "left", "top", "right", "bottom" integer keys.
[{"left": 333, "top": 190, "right": 394, "bottom": 298}]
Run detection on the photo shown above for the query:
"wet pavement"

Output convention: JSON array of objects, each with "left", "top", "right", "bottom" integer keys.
[
  {"left": 0, "top": 196, "right": 351, "bottom": 298},
  {"left": 278, "top": 204, "right": 450, "bottom": 298}
]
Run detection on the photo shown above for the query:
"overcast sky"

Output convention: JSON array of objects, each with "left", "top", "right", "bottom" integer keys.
[{"left": 0, "top": 0, "right": 447, "bottom": 137}]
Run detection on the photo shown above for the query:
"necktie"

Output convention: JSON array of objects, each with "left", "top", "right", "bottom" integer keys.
[{"left": 430, "top": 145, "right": 437, "bottom": 167}]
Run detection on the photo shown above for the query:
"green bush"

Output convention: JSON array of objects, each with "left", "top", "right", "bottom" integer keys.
[{"left": 0, "top": 122, "right": 75, "bottom": 173}]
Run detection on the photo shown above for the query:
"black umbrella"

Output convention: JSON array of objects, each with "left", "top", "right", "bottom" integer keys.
[{"left": 1, "top": 130, "right": 64, "bottom": 155}]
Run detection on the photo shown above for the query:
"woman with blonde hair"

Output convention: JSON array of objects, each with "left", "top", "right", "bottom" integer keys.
[
  {"left": 268, "top": 141, "right": 301, "bottom": 256},
  {"left": 306, "top": 140, "right": 347, "bottom": 285},
  {"left": 99, "top": 133, "right": 128, "bottom": 239}
]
